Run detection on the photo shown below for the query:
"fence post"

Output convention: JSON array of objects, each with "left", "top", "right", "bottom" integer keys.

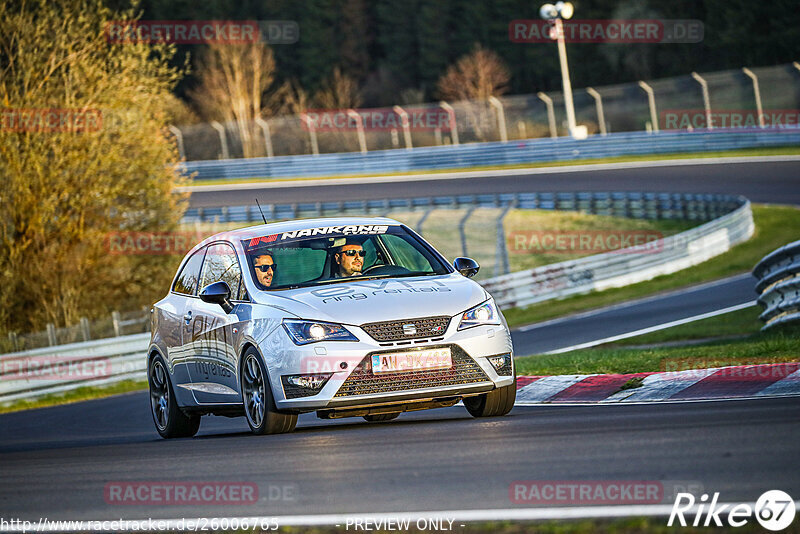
[
  {"left": 637, "top": 81, "right": 659, "bottom": 133},
  {"left": 299, "top": 113, "right": 320, "bottom": 156},
  {"left": 168, "top": 125, "right": 186, "bottom": 160},
  {"left": 537, "top": 92, "right": 557, "bottom": 138},
  {"left": 488, "top": 96, "right": 508, "bottom": 142},
  {"left": 416, "top": 207, "right": 434, "bottom": 235},
  {"left": 8, "top": 331, "right": 18, "bottom": 352},
  {"left": 459, "top": 207, "right": 476, "bottom": 257},
  {"left": 494, "top": 203, "right": 514, "bottom": 277},
  {"left": 439, "top": 101, "right": 459, "bottom": 145},
  {"left": 393, "top": 106, "right": 413, "bottom": 149},
  {"left": 742, "top": 68, "right": 765, "bottom": 128},
  {"left": 254, "top": 117, "right": 274, "bottom": 158},
  {"left": 209, "top": 121, "right": 229, "bottom": 159},
  {"left": 80, "top": 317, "right": 90, "bottom": 342},
  {"left": 347, "top": 109, "right": 367, "bottom": 153},
  {"left": 112, "top": 311, "right": 121, "bottom": 337},
  {"left": 586, "top": 87, "right": 607, "bottom": 135},
  {"left": 691, "top": 72, "right": 712, "bottom": 130},
  {"left": 46, "top": 323, "right": 57, "bottom": 347}
]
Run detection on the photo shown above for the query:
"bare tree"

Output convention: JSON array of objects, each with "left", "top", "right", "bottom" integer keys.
[
  {"left": 314, "top": 67, "right": 363, "bottom": 110},
  {"left": 189, "top": 42, "right": 276, "bottom": 158},
  {"left": 436, "top": 45, "right": 511, "bottom": 141}
]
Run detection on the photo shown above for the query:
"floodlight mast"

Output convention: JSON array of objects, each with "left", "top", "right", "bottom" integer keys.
[{"left": 540, "top": 2, "right": 581, "bottom": 138}]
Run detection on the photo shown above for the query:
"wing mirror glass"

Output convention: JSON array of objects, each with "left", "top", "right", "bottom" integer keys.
[
  {"left": 199, "top": 281, "right": 234, "bottom": 313},
  {"left": 453, "top": 257, "right": 480, "bottom": 278}
]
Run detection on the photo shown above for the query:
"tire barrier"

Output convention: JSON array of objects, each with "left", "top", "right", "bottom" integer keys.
[{"left": 753, "top": 239, "right": 800, "bottom": 330}]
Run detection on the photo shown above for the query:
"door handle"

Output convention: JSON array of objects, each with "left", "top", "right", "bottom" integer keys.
[{"left": 183, "top": 311, "right": 192, "bottom": 324}]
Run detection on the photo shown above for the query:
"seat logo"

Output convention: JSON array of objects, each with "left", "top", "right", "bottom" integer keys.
[{"left": 402, "top": 324, "right": 417, "bottom": 336}]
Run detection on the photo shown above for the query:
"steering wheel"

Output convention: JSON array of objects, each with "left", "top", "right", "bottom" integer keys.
[{"left": 361, "top": 263, "right": 386, "bottom": 274}]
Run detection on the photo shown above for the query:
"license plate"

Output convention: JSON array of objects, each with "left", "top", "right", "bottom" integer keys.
[{"left": 371, "top": 347, "right": 452, "bottom": 374}]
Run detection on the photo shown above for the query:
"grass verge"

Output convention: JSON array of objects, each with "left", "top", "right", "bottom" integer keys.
[
  {"left": 187, "top": 145, "right": 800, "bottom": 187},
  {"left": 504, "top": 204, "right": 800, "bottom": 329},
  {"left": 515, "top": 324, "right": 800, "bottom": 376},
  {"left": 0, "top": 379, "right": 147, "bottom": 414}
]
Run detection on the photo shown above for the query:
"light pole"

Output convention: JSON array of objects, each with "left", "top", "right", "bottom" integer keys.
[{"left": 540, "top": 1, "right": 586, "bottom": 139}]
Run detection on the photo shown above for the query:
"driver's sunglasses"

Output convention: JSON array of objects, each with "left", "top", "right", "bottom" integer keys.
[
  {"left": 255, "top": 263, "right": 277, "bottom": 272},
  {"left": 341, "top": 250, "right": 366, "bottom": 257}
]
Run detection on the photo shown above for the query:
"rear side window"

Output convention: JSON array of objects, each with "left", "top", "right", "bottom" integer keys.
[{"left": 172, "top": 248, "right": 206, "bottom": 295}]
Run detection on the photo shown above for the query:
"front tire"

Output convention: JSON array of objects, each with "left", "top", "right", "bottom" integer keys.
[
  {"left": 464, "top": 376, "right": 516, "bottom": 418},
  {"left": 149, "top": 355, "right": 201, "bottom": 439},
  {"left": 241, "top": 348, "right": 297, "bottom": 435}
]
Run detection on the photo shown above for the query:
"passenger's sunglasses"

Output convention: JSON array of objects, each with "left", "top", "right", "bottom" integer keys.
[
  {"left": 254, "top": 263, "right": 277, "bottom": 272},
  {"left": 341, "top": 250, "right": 366, "bottom": 257}
]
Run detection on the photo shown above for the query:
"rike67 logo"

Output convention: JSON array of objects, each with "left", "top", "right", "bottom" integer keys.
[{"left": 669, "top": 490, "right": 795, "bottom": 531}]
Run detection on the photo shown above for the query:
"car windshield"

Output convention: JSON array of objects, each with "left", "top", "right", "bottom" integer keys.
[{"left": 242, "top": 224, "right": 450, "bottom": 290}]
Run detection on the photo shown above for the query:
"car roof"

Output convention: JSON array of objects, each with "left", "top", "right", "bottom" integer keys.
[{"left": 197, "top": 216, "right": 404, "bottom": 248}]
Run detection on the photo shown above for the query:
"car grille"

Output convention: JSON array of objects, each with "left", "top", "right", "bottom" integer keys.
[
  {"left": 333, "top": 345, "right": 489, "bottom": 398},
  {"left": 361, "top": 316, "right": 451, "bottom": 342}
]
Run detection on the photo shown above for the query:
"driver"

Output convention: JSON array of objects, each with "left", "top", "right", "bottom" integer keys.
[
  {"left": 334, "top": 241, "right": 365, "bottom": 277},
  {"left": 252, "top": 251, "right": 277, "bottom": 288}
]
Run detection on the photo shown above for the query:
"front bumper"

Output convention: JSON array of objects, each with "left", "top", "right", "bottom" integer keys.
[{"left": 269, "top": 322, "right": 514, "bottom": 411}]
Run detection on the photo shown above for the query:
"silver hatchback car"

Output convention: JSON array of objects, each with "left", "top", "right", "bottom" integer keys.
[{"left": 148, "top": 217, "right": 515, "bottom": 438}]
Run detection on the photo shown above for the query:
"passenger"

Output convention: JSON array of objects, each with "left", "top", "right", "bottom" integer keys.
[
  {"left": 334, "top": 242, "right": 365, "bottom": 277},
  {"left": 252, "top": 252, "right": 277, "bottom": 288}
]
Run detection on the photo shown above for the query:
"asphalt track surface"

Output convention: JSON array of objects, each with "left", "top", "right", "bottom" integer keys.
[
  {"left": 187, "top": 160, "right": 800, "bottom": 207},
  {"left": 1, "top": 395, "right": 798, "bottom": 521},
  {"left": 511, "top": 273, "right": 757, "bottom": 355}
]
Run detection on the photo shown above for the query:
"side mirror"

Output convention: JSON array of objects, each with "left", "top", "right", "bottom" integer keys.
[
  {"left": 199, "top": 281, "right": 234, "bottom": 313},
  {"left": 453, "top": 257, "right": 480, "bottom": 278}
]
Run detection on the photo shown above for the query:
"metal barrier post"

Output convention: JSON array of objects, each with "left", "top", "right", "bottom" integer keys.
[
  {"left": 417, "top": 207, "right": 434, "bottom": 235},
  {"left": 537, "top": 92, "right": 557, "bottom": 138},
  {"left": 299, "top": 113, "right": 320, "bottom": 155},
  {"left": 637, "top": 81, "right": 659, "bottom": 133},
  {"left": 254, "top": 117, "right": 275, "bottom": 158},
  {"left": 80, "top": 317, "right": 90, "bottom": 342},
  {"left": 210, "top": 121, "right": 229, "bottom": 159},
  {"left": 586, "top": 87, "right": 607, "bottom": 135},
  {"left": 488, "top": 96, "right": 508, "bottom": 142},
  {"left": 742, "top": 68, "right": 765, "bottom": 128},
  {"left": 347, "top": 109, "right": 367, "bottom": 153},
  {"left": 494, "top": 203, "right": 514, "bottom": 277},
  {"left": 168, "top": 125, "right": 185, "bottom": 160},
  {"left": 439, "top": 101, "right": 459, "bottom": 145},
  {"left": 112, "top": 311, "right": 121, "bottom": 337},
  {"left": 458, "top": 207, "right": 476, "bottom": 257},
  {"left": 393, "top": 106, "right": 413, "bottom": 149},
  {"left": 691, "top": 72, "right": 712, "bottom": 130},
  {"left": 46, "top": 323, "right": 57, "bottom": 347},
  {"left": 8, "top": 331, "right": 18, "bottom": 352}
]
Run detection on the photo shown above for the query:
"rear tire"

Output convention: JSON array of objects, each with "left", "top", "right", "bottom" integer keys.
[
  {"left": 149, "top": 354, "right": 201, "bottom": 439},
  {"left": 363, "top": 413, "right": 400, "bottom": 422},
  {"left": 241, "top": 348, "right": 297, "bottom": 435},
  {"left": 464, "top": 376, "right": 516, "bottom": 418}
]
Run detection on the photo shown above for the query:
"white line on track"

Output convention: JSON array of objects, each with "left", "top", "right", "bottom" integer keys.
[
  {"left": 179, "top": 154, "right": 800, "bottom": 192},
  {"left": 542, "top": 301, "right": 756, "bottom": 354}
]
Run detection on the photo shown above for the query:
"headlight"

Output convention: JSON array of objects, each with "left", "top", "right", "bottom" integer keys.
[
  {"left": 457, "top": 298, "right": 502, "bottom": 330},
  {"left": 282, "top": 319, "right": 358, "bottom": 345}
]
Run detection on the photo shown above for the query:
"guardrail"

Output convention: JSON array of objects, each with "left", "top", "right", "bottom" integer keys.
[
  {"left": 1, "top": 192, "right": 752, "bottom": 404},
  {"left": 482, "top": 197, "right": 753, "bottom": 308},
  {"left": 753, "top": 239, "right": 800, "bottom": 330},
  {"left": 180, "top": 129, "right": 800, "bottom": 181}
]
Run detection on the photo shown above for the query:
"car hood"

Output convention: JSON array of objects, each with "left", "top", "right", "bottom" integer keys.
[{"left": 255, "top": 273, "right": 487, "bottom": 325}]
